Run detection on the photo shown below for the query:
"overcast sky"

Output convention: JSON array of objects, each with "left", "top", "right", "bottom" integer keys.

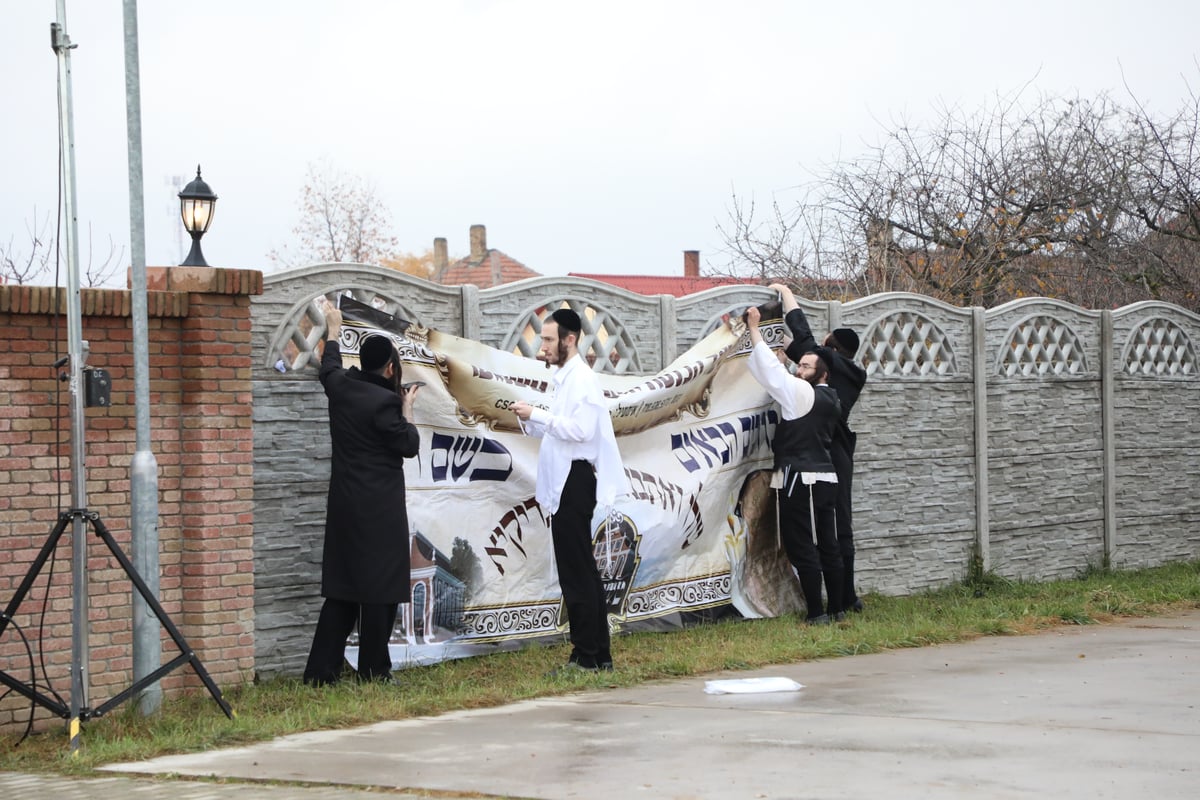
[{"left": 2, "top": 1, "right": 1198, "bottom": 284}]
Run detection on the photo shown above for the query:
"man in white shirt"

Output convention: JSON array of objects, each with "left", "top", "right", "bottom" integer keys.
[
  {"left": 745, "top": 305, "right": 845, "bottom": 624},
  {"left": 512, "top": 308, "right": 626, "bottom": 671}
]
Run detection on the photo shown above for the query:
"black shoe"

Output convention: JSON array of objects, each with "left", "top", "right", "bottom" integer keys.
[
  {"left": 849, "top": 598, "right": 865, "bottom": 613},
  {"left": 598, "top": 661, "right": 614, "bottom": 672},
  {"left": 806, "top": 614, "right": 831, "bottom": 626},
  {"left": 831, "top": 611, "right": 847, "bottom": 622}
]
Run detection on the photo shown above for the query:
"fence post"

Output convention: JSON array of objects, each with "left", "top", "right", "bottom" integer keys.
[
  {"left": 972, "top": 306, "right": 990, "bottom": 572},
  {"left": 827, "top": 299, "right": 843, "bottom": 333},
  {"left": 1101, "top": 309, "right": 1116, "bottom": 565},
  {"left": 461, "top": 284, "right": 480, "bottom": 341},
  {"left": 659, "top": 294, "right": 677, "bottom": 369}
]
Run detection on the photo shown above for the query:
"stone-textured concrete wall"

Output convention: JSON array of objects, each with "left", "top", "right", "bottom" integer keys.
[
  {"left": 250, "top": 267, "right": 1200, "bottom": 679},
  {"left": 1110, "top": 303, "right": 1200, "bottom": 569},
  {"left": 986, "top": 380, "right": 1106, "bottom": 580}
]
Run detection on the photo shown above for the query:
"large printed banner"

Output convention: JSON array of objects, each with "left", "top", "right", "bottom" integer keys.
[{"left": 334, "top": 298, "right": 799, "bottom": 667}]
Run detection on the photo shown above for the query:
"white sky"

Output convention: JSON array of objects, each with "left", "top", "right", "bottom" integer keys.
[{"left": 2, "top": 1, "right": 1198, "bottom": 283}]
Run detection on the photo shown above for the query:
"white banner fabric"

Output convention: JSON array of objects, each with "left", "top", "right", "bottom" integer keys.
[{"left": 333, "top": 298, "right": 802, "bottom": 667}]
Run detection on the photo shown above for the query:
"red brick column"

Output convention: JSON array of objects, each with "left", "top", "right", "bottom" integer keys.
[{"left": 146, "top": 267, "right": 263, "bottom": 686}]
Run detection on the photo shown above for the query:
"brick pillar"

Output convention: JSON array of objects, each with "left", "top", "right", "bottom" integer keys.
[
  {"left": 684, "top": 250, "right": 700, "bottom": 278},
  {"left": 146, "top": 266, "right": 263, "bottom": 685}
]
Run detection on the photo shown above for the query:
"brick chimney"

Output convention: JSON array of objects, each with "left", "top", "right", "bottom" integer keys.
[
  {"left": 469, "top": 224, "right": 487, "bottom": 261},
  {"left": 683, "top": 250, "right": 700, "bottom": 278},
  {"left": 433, "top": 237, "right": 448, "bottom": 272}
]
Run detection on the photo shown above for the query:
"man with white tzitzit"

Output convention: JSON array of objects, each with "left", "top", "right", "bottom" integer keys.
[{"left": 744, "top": 304, "right": 844, "bottom": 625}]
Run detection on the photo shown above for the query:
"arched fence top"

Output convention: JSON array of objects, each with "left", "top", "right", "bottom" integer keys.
[
  {"left": 1110, "top": 300, "right": 1200, "bottom": 326},
  {"left": 986, "top": 295, "right": 1102, "bottom": 319},
  {"left": 1120, "top": 316, "right": 1198, "bottom": 377},
  {"left": 986, "top": 299, "right": 1103, "bottom": 380},
  {"left": 262, "top": 262, "right": 465, "bottom": 304},
  {"left": 994, "top": 314, "right": 1089, "bottom": 378},
  {"left": 860, "top": 309, "right": 959, "bottom": 378},
  {"left": 843, "top": 291, "right": 979, "bottom": 320},
  {"left": 501, "top": 295, "right": 642, "bottom": 374},
  {"left": 253, "top": 262, "right": 1200, "bottom": 382},
  {"left": 476, "top": 274, "right": 664, "bottom": 310},
  {"left": 1110, "top": 302, "right": 1200, "bottom": 379}
]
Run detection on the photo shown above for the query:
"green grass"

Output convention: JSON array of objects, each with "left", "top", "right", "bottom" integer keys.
[{"left": 2, "top": 559, "right": 1197, "bottom": 774}]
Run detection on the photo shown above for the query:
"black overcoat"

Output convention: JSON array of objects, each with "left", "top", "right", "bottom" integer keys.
[
  {"left": 319, "top": 339, "right": 420, "bottom": 604},
  {"left": 784, "top": 307, "right": 867, "bottom": 450}
]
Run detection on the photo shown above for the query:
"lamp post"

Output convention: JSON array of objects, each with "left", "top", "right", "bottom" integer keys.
[{"left": 178, "top": 165, "right": 217, "bottom": 266}]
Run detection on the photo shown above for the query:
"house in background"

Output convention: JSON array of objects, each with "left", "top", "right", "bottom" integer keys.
[
  {"left": 430, "top": 227, "right": 739, "bottom": 298},
  {"left": 432, "top": 225, "right": 541, "bottom": 288},
  {"left": 571, "top": 250, "right": 742, "bottom": 297}
]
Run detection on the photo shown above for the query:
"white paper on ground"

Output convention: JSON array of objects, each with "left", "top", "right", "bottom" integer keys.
[{"left": 703, "top": 677, "right": 804, "bottom": 694}]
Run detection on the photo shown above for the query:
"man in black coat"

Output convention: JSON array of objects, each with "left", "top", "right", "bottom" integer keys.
[
  {"left": 303, "top": 304, "right": 422, "bottom": 686},
  {"left": 772, "top": 284, "right": 869, "bottom": 613}
]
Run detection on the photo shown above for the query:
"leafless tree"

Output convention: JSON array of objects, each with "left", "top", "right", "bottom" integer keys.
[
  {"left": 721, "top": 79, "right": 1200, "bottom": 310},
  {"left": 1109, "top": 73, "right": 1200, "bottom": 307},
  {"left": 81, "top": 222, "right": 126, "bottom": 288},
  {"left": 1, "top": 211, "right": 55, "bottom": 285},
  {"left": 1, "top": 209, "right": 125, "bottom": 288},
  {"left": 717, "top": 188, "right": 894, "bottom": 300},
  {"left": 269, "top": 158, "right": 401, "bottom": 267}
]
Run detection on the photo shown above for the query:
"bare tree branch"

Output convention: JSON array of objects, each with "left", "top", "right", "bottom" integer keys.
[
  {"left": 269, "top": 158, "right": 401, "bottom": 267},
  {"left": 720, "top": 77, "right": 1200, "bottom": 310},
  {"left": 1, "top": 210, "right": 55, "bottom": 285}
]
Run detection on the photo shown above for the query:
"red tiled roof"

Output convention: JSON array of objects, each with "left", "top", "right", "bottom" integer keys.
[
  {"left": 569, "top": 273, "right": 745, "bottom": 297},
  {"left": 436, "top": 250, "right": 540, "bottom": 288}
]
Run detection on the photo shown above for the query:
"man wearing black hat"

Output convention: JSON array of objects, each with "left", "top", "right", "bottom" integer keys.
[
  {"left": 512, "top": 307, "right": 627, "bottom": 672},
  {"left": 770, "top": 283, "right": 868, "bottom": 612},
  {"left": 745, "top": 304, "right": 845, "bottom": 624},
  {"left": 304, "top": 303, "right": 422, "bottom": 686}
]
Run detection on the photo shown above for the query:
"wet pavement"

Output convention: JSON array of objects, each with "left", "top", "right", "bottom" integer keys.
[{"left": 4, "top": 609, "right": 1197, "bottom": 799}]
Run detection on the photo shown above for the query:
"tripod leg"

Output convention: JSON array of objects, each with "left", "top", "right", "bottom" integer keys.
[
  {"left": 87, "top": 513, "right": 235, "bottom": 720},
  {"left": 0, "top": 514, "right": 70, "bottom": 638},
  {"left": 0, "top": 513, "right": 73, "bottom": 718}
]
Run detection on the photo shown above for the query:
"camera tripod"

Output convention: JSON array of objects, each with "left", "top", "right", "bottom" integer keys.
[
  {"left": 0, "top": 508, "right": 234, "bottom": 724},
  {"left": 0, "top": 5, "right": 231, "bottom": 746}
]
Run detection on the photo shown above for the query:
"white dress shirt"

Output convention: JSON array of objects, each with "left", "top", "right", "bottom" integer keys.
[
  {"left": 521, "top": 354, "right": 626, "bottom": 514},
  {"left": 747, "top": 340, "right": 837, "bottom": 486},
  {"left": 748, "top": 340, "right": 814, "bottom": 420}
]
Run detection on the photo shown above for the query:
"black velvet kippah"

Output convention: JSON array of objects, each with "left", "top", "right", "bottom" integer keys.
[
  {"left": 359, "top": 335, "right": 394, "bottom": 371},
  {"left": 831, "top": 327, "right": 860, "bottom": 354},
  {"left": 550, "top": 308, "right": 582, "bottom": 334}
]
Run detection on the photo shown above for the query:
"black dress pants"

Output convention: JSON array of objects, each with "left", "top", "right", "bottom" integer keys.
[
  {"left": 778, "top": 478, "right": 844, "bottom": 618},
  {"left": 303, "top": 597, "right": 398, "bottom": 685},
  {"left": 552, "top": 460, "right": 611, "bottom": 668},
  {"left": 830, "top": 434, "right": 858, "bottom": 608}
]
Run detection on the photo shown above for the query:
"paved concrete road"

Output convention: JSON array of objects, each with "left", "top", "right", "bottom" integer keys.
[{"left": 6, "top": 610, "right": 1196, "bottom": 800}]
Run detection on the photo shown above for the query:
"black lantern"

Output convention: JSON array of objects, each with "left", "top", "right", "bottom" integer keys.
[{"left": 178, "top": 165, "right": 218, "bottom": 266}]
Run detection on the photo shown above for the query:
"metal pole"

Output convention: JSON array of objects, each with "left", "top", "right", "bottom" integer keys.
[
  {"left": 51, "top": 0, "right": 89, "bottom": 754},
  {"left": 123, "top": 0, "right": 162, "bottom": 716}
]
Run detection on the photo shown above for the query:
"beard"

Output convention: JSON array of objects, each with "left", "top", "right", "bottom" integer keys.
[{"left": 542, "top": 340, "right": 569, "bottom": 366}]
